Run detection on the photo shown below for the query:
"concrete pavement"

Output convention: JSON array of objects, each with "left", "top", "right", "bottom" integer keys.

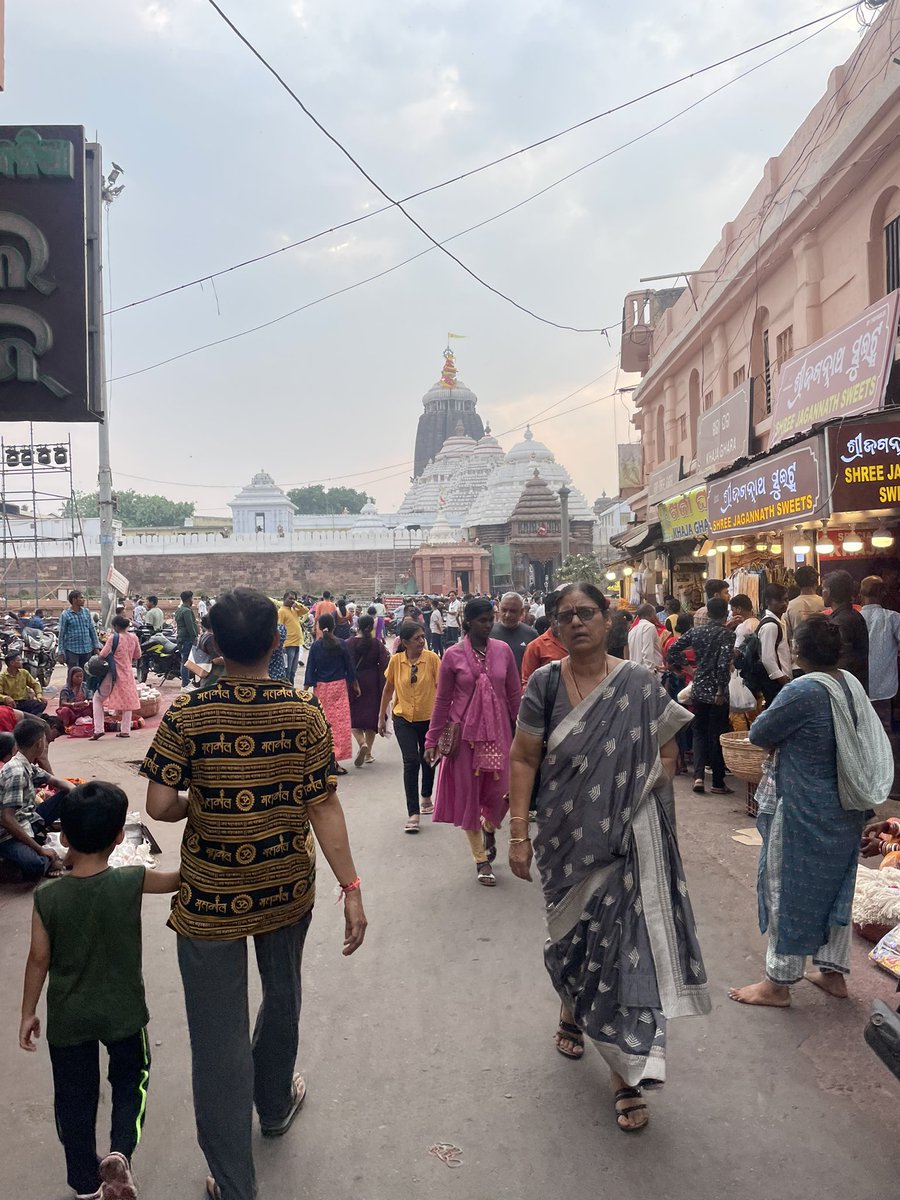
[{"left": 3, "top": 699, "right": 899, "bottom": 1200}]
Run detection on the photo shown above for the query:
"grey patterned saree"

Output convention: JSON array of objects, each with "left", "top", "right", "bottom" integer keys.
[{"left": 518, "top": 659, "right": 711, "bottom": 1086}]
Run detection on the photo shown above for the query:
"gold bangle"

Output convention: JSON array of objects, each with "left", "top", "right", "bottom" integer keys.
[
  {"left": 509, "top": 815, "right": 530, "bottom": 824},
  {"left": 509, "top": 837, "right": 531, "bottom": 844}
]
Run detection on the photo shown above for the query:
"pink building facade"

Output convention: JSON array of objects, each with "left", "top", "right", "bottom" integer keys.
[{"left": 617, "top": 6, "right": 900, "bottom": 603}]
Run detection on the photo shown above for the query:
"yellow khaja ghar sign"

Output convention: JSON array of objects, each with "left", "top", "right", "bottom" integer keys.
[{"left": 658, "top": 485, "right": 710, "bottom": 542}]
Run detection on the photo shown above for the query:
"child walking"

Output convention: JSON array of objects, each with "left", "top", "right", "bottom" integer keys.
[{"left": 19, "top": 781, "right": 179, "bottom": 1200}]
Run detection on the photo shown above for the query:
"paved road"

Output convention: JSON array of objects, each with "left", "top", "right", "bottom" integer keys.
[{"left": 3, "top": 704, "right": 899, "bottom": 1200}]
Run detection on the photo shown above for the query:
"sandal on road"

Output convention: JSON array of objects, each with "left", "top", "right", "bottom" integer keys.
[
  {"left": 555, "top": 1014, "right": 584, "bottom": 1060},
  {"left": 354, "top": 745, "right": 367, "bottom": 767},
  {"left": 260, "top": 1073, "right": 307, "bottom": 1138},
  {"left": 476, "top": 861, "right": 496, "bottom": 886},
  {"left": 614, "top": 1086, "right": 648, "bottom": 1133},
  {"left": 405, "top": 816, "right": 420, "bottom": 834},
  {"left": 420, "top": 799, "right": 434, "bottom": 815}
]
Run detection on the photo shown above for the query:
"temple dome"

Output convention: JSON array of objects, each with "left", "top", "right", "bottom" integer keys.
[{"left": 504, "top": 425, "right": 555, "bottom": 465}]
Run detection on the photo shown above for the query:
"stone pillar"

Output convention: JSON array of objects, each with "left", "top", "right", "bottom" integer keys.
[
  {"left": 558, "top": 486, "right": 571, "bottom": 562},
  {"left": 793, "top": 233, "right": 823, "bottom": 349},
  {"left": 664, "top": 379, "right": 678, "bottom": 461}
]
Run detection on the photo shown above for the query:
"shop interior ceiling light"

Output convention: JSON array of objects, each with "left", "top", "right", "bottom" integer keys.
[
  {"left": 816, "top": 534, "right": 835, "bottom": 554},
  {"left": 794, "top": 528, "right": 811, "bottom": 554},
  {"left": 872, "top": 527, "right": 895, "bottom": 549},
  {"left": 706, "top": 543, "right": 719, "bottom": 557},
  {"left": 769, "top": 538, "right": 782, "bottom": 554},
  {"left": 755, "top": 538, "right": 767, "bottom": 551},
  {"left": 605, "top": 570, "right": 617, "bottom": 581},
  {"left": 623, "top": 565, "right": 634, "bottom": 576},
  {"left": 843, "top": 529, "right": 864, "bottom": 553},
  {"left": 730, "top": 538, "right": 746, "bottom": 552}
]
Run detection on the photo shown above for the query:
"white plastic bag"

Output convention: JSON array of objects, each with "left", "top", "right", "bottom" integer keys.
[
  {"left": 677, "top": 681, "right": 693, "bottom": 706},
  {"left": 728, "top": 671, "right": 757, "bottom": 712}
]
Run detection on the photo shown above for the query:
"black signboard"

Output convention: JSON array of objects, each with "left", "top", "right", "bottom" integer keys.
[
  {"left": 0, "top": 125, "right": 96, "bottom": 421},
  {"left": 827, "top": 413, "right": 900, "bottom": 513}
]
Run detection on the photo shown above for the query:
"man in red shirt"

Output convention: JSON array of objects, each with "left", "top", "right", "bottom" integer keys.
[
  {"left": 521, "top": 592, "right": 567, "bottom": 686},
  {"left": 0, "top": 698, "right": 19, "bottom": 734}
]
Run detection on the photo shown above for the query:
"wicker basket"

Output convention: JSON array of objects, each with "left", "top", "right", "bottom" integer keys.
[
  {"left": 719, "top": 731, "right": 767, "bottom": 784},
  {"left": 138, "top": 696, "right": 159, "bottom": 718}
]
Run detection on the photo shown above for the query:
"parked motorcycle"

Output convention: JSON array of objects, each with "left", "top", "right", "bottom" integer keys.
[
  {"left": 19, "top": 625, "right": 58, "bottom": 686},
  {"left": 136, "top": 625, "right": 181, "bottom": 683}
]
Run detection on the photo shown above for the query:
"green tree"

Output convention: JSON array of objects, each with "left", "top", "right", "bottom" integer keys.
[
  {"left": 286, "top": 485, "right": 370, "bottom": 514},
  {"left": 554, "top": 553, "right": 606, "bottom": 586},
  {"left": 64, "top": 490, "right": 195, "bottom": 528}
]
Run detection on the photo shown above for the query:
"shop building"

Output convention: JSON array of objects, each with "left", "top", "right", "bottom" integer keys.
[{"left": 615, "top": 6, "right": 900, "bottom": 602}]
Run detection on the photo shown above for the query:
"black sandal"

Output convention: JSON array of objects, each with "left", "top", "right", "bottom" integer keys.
[
  {"left": 482, "top": 826, "right": 497, "bottom": 863},
  {"left": 475, "top": 861, "right": 496, "bottom": 887},
  {"left": 614, "top": 1086, "right": 648, "bottom": 1133},
  {"left": 555, "top": 1019, "right": 584, "bottom": 1060}
]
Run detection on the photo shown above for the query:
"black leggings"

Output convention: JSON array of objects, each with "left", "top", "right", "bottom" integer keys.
[
  {"left": 49, "top": 1028, "right": 151, "bottom": 1196},
  {"left": 393, "top": 715, "right": 435, "bottom": 816}
]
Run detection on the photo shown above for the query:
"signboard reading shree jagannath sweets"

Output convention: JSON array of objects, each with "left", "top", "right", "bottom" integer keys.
[
  {"left": 827, "top": 414, "right": 900, "bottom": 512},
  {"left": 706, "top": 438, "right": 824, "bottom": 535},
  {"left": 769, "top": 291, "right": 900, "bottom": 448}
]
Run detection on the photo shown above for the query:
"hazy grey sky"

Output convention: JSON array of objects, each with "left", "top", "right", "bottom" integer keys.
[{"left": 5, "top": 1, "right": 865, "bottom": 516}]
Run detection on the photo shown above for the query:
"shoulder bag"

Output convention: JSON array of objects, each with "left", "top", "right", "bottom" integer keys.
[
  {"left": 437, "top": 649, "right": 484, "bottom": 758},
  {"left": 865, "top": 989, "right": 900, "bottom": 1080},
  {"left": 530, "top": 660, "right": 562, "bottom": 809}
]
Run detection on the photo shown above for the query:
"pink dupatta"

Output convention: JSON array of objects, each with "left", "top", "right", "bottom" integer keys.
[{"left": 460, "top": 639, "right": 507, "bottom": 777}]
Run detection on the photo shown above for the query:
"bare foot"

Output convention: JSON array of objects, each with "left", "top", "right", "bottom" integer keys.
[
  {"left": 805, "top": 969, "right": 848, "bottom": 998},
  {"left": 728, "top": 979, "right": 791, "bottom": 1007}
]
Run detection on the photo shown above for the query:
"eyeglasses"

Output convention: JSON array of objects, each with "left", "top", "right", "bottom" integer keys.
[
  {"left": 410, "top": 663, "right": 418, "bottom": 685},
  {"left": 557, "top": 606, "right": 601, "bottom": 625}
]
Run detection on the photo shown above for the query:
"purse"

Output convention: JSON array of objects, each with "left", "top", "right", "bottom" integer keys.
[
  {"left": 437, "top": 651, "right": 484, "bottom": 758},
  {"left": 864, "top": 996, "right": 900, "bottom": 1080}
]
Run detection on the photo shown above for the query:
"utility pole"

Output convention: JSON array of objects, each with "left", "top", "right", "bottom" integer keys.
[{"left": 87, "top": 147, "right": 124, "bottom": 627}]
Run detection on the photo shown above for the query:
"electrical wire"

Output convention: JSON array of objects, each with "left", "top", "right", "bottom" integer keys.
[
  {"left": 111, "top": 2, "right": 859, "bottom": 317},
  {"left": 107, "top": 13, "right": 850, "bottom": 384}
]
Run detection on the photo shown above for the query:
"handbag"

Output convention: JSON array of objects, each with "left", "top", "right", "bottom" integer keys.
[
  {"left": 437, "top": 654, "right": 481, "bottom": 758},
  {"left": 185, "top": 643, "right": 212, "bottom": 678},
  {"left": 864, "top": 996, "right": 900, "bottom": 1080}
]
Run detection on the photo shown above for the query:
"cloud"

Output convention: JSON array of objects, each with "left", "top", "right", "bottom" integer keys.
[{"left": 137, "top": 2, "right": 173, "bottom": 35}]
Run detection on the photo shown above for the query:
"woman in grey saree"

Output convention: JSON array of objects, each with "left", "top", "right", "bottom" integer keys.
[{"left": 509, "top": 583, "right": 711, "bottom": 1133}]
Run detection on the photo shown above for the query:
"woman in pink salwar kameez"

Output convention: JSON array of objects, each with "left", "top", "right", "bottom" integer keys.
[{"left": 425, "top": 598, "right": 521, "bottom": 886}]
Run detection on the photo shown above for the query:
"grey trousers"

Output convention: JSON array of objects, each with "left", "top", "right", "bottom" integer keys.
[{"left": 177, "top": 912, "right": 312, "bottom": 1200}]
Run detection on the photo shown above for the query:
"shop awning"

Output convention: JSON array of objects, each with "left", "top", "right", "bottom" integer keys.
[{"left": 611, "top": 521, "right": 662, "bottom": 554}]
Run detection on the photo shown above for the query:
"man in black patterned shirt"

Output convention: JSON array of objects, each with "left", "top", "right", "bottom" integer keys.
[{"left": 672, "top": 597, "right": 735, "bottom": 795}]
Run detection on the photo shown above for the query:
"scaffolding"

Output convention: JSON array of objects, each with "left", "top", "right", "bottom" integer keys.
[{"left": 0, "top": 426, "right": 91, "bottom": 607}]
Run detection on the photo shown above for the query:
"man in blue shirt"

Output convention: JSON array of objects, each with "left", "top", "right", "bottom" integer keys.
[{"left": 56, "top": 590, "right": 99, "bottom": 671}]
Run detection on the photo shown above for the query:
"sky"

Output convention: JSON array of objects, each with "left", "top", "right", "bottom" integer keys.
[{"left": 2, "top": 0, "right": 872, "bottom": 518}]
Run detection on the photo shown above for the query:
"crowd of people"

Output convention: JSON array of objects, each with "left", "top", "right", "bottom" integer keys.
[{"left": 3, "top": 567, "right": 899, "bottom": 1198}]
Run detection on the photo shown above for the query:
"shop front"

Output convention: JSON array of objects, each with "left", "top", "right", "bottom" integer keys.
[
  {"left": 705, "top": 434, "right": 827, "bottom": 606},
  {"left": 657, "top": 484, "right": 709, "bottom": 610}
]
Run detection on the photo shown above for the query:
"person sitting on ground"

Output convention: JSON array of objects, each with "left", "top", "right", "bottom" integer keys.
[
  {"left": 0, "top": 694, "right": 20, "bottom": 734},
  {"left": 57, "top": 666, "right": 92, "bottom": 728},
  {"left": 0, "top": 651, "right": 47, "bottom": 714},
  {"left": 693, "top": 579, "right": 730, "bottom": 628},
  {"left": 0, "top": 717, "right": 73, "bottom": 881},
  {"left": 19, "top": 781, "right": 180, "bottom": 1200},
  {"left": 0, "top": 730, "right": 15, "bottom": 766}
]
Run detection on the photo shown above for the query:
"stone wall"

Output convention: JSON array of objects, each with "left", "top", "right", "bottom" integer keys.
[{"left": 2, "top": 548, "right": 416, "bottom": 601}]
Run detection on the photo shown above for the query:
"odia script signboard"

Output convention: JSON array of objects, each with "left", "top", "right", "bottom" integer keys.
[
  {"left": 658, "top": 485, "right": 709, "bottom": 542},
  {"left": 770, "top": 291, "right": 900, "bottom": 447},
  {"left": 706, "top": 439, "right": 824, "bottom": 536},
  {"left": 647, "top": 457, "right": 683, "bottom": 505},
  {"left": 0, "top": 125, "right": 96, "bottom": 421},
  {"left": 696, "top": 381, "right": 751, "bottom": 474},
  {"left": 827, "top": 415, "right": 900, "bottom": 512}
]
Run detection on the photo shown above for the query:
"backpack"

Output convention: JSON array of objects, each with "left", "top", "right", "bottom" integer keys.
[{"left": 735, "top": 617, "right": 782, "bottom": 693}]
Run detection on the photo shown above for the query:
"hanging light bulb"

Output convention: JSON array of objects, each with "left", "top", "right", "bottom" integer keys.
[
  {"left": 706, "top": 543, "right": 719, "bottom": 557},
  {"left": 730, "top": 538, "right": 746, "bottom": 553},
  {"left": 755, "top": 538, "right": 767, "bottom": 552},
  {"left": 605, "top": 570, "right": 616, "bottom": 582},
  {"left": 816, "top": 529, "right": 835, "bottom": 555},
  {"left": 769, "top": 537, "right": 782, "bottom": 554},
  {"left": 872, "top": 527, "right": 895, "bottom": 549},
  {"left": 842, "top": 528, "right": 863, "bottom": 553},
  {"left": 691, "top": 547, "right": 700, "bottom": 558},
  {"left": 794, "top": 534, "right": 811, "bottom": 555},
  {"left": 623, "top": 565, "right": 634, "bottom": 576}
]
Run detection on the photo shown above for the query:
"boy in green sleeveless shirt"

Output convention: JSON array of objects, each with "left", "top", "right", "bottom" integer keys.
[{"left": 19, "top": 781, "right": 179, "bottom": 1199}]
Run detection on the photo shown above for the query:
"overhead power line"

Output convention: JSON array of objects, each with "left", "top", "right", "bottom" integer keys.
[
  {"left": 113, "top": 2, "right": 859, "bottom": 318},
  {"left": 107, "top": 11, "right": 846, "bottom": 383}
]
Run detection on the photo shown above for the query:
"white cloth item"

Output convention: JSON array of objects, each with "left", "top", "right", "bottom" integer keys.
[
  {"left": 734, "top": 616, "right": 759, "bottom": 649},
  {"left": 627, "top": 619, "right": 662, "bottom": 672},
  {"left": 445, "top": 599, "right": 461, "bottom": 629},
  {"left": 758, "top": 610, "right": 791, "bottom": 680},
  {"left": 806, "top": 670, "right": 893, "bottom": 812},
  {"left": 861, "top": 604, "right": 900, "bottom": 701}
]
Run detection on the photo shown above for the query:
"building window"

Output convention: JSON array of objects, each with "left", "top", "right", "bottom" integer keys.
[
  {"left": 678, "top": 414, "right": 687, "bottom": 442},
  {"left": 776, "top": 325, "right": 794, "bottom": 371},
  {"left": 703, "top": 390, "right": 714, "bottom": 411},
  {"left": 732, "top": 366, "right": 746, "bottom": 388},
  {"left": 887, "top": 215, "right": 900, "bottom": 294}
]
